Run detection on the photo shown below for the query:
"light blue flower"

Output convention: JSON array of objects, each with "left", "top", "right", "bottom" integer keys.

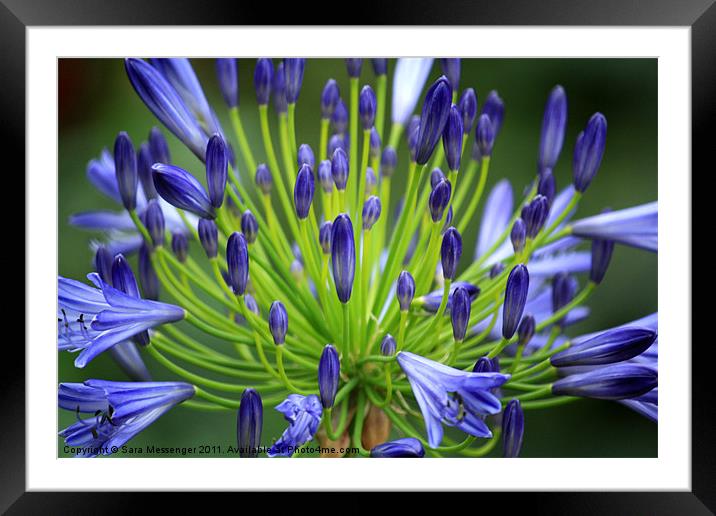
[
  {"left": 475, "top": 179, "right": 513, "bottom": 259},
  {"left": 570, "top": 202, "right": 657, "bottom": 252},
  {"left": 391, "top": 58, "right": 434, "bottom": 126},
  {"left": 268, "top": 394, "right": 323, "bottom": 457}
]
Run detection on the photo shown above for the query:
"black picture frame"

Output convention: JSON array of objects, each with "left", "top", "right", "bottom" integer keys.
[{"left": 5, "top": 0, "right": 708, "bottom": 512}]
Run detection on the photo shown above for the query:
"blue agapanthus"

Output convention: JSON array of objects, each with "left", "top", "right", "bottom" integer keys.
[{"left": 268, "top": 394, "right": 323, "bottom": 457}]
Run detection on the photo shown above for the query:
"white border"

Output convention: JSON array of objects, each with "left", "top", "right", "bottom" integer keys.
[{"left": 27, "top": 27, "right": 691, "bottom": 490}]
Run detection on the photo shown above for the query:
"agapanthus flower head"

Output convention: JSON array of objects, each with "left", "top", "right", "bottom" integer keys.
[
  {"left": 397, "top": 351, "right": 510, "bottom": 448},
  {"left": 297, "top": 143, "right": 315, "bottom": 168},
  {"left": 443, "top": 104, "right": 464, "bottom": 171},
  {"left": 371, "top": 58, "right": 388, "bottom": 76},
  {"left": 538, "top": 169, "right": 556, "bottom": 204},
  {"left": 205, "top": 133, "right": 228, "bottom": 209},
  {"left": 198, "top": 218, "right": 218, "bottom": 258},
  {"left": 318, "top": 344, "right": 340, "bottom": 408},
  {"left": 451, "top": 286, "right": 471, "bottom": 341},
  {"left": 573, "top": 112, "right": 607, "bottom": 192},
  {"left": 216, "top": 58, "right": 238, "bottom": 108},
  {"left": 284, "top": 58, "right": 306, "bottom": 104},
  {"left": 268, "top": 301, "right": 288, "bottom": 345},
  {"left": 475, "top": 113, "right": 495, "bottom": 158},
  {"left": 319, "top": 221, "right": 333, "bottom": 254},
  {"left": 370, "top": 437, "right": 425, "bottom": 458},
  {"left": 590, "top": 236, "right": 615, "bottom": 284},
  {"left": 331, "top": 99, "right": 349, "bottom": 134},
  {"left": 429, "top": 179, "right": 452, "bottom": 223},
  {"left": 481, "top": 90, "right": 505, "bottom": 135},
  {"left": 502, "top": 399, "right": 524, "bottom": 458},
  {"left": 331, "top": 147, "right": 349, "bottom": 191},
  {"left": 440, "top": 58, "right": 461, "bottom": 92},
  {"left": 502, "top": 264, "right": 529, "bottom": 339},
  {"left": 521, "top": 195, "right": 550, "bottom": 238},
  {"left": 255, "top": 163, "right": 273, "bottom": 195},
  {"left": 59, "top": 379, "right": 195, "bottom": 457},
  {"left": 459, "top": 88, "right": 478, "bottom": 134},
  {"left": 362, "top": 196, "right": 382, "bottom": 230},
  {"left": 114, "top": 132, "right": 138, "bottom": 211},
  {"left": 510, "top": 218, "right": 527, "bottom": 254},
  {"left": 380, "top": 146, "right": 397, "bottom": 178},
  {"left": 331, "top": 214, "right": 356, "bottom": 303},
  {"left": 144, "top": 199, "right": 165, "bottom": 247},
  {"left": 440, "top": 227, "right": 462, "bottom": 281},
  {"left": 391, "top": 58, "right": 434, "bottom": 125},
  {"left": 137, "top": 143, "right": 158, "bottom": 200},
  {"left": 240, "top": 210, "right": 258, "bottom": 244},
  {"left": 226, "top": 232, "right": 249, "bottom": 296},
  {"left": 551, "top": 327, "right": 657, "bottom": 367},
  {"left": 254, "top": 58, "right": 273, "bottom": 105},
  {"left": 517, "top": 314, "right": 536, "bottom": 347},
  {"left": 272, "top": 61, "right": 287, "bottom": 114},
  {"left": 570, "top": 202, "right": 657, "bottom": 252},
  {"left": 237, "top": 388, "right": 263, "bottom": 458},
  {"left": 552, "top": 363, "right": 657, "bottom": 400},
  {"left": 268, "top": 394, "right": 323, "bottom": 457},
  {"left": 294, "top": 164, "right": 315, "bottom": 220},
  {"left": 539, "top": 85, "right": 568, "bottom": 172},
  {"left": 359, "top": 85, "right": 377, "bottom": 130},
  {"left": 152, "top": 163, "right": 215, "bottom": 220},
  {"left": 320, "top": 79, "right": 340, "bottom": 119},
  {"left": 396, "top": 270, "right": 416, "bottom": 312},
  {"left": 345, "top": 58, "right": 363, "bottom": 78},
  {"left": 148, "top": 126, "right": 171, "bottom": 165},
  {"left": 380, "top": 334, "right": 397, "bottom": 356},
  {"left": 171, "top": 232, "right": 188, "bottom": 262},
  {"left": 415, "top": 76, "right": 453, "bottom": 165}
]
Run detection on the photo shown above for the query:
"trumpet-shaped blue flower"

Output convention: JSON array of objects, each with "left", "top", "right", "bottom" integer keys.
[
  {"left": 570, "top": 202, "right": 657, "bottom": 252},
  {"left": 268, "top": 394, "right": 323, "bottom": 457},
  {"left": 391, "top": 58, "right": 434, "bottom": 125}
]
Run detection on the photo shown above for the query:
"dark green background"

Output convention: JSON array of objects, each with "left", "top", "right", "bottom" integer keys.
[{"left": 58, "top": 58, "right": 657, "bottom": 457}]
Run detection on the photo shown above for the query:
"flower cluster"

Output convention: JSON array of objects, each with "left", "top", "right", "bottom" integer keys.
[{"left": 58, "top": 57, "right": 658, "bottom": 458}]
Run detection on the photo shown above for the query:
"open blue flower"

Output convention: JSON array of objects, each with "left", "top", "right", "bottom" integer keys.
[
  {"left": 268, "top": 394, "right": 323, "bottom": 457},
  {"left": 571, "top": 202, "right": 657, "bottom": 252}
]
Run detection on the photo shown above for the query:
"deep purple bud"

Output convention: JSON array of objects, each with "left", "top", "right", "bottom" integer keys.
[
  {"left": 255, "top": 164, "right": 273, "bottom": 195},
  {"left": 573, "top": 113, "right": 607, "bottom": 192},
  {"left": 458, "top": 88, "right": 478, "bottom": 134},
  {"left": 359, "top": 85, "right": 377, "bottom": 130},
  {"left": 114, "top": 132, "right": 138, "bottom": 211},
  {"left": 451, "top": 286, "right": 471, "bottom": 341},
  {"left": 226, "top": 232, "right": 249, "bottom": 295},
  {"left": 510, "top": 218, "right": 526, "bottom": 254},
  {"left": 171, "top": 232, "right": 188, "bottom": 262},
  {"left": 94, "top": 246, "right": 113, "bottom": 284},
  {"left": 517, "top": 314, "right": 536, "bottom": 347},
  {"left": 370, "top": 438, "right": 425, "bottom": 458},
  {"left": 473, "top": 356, "right": 498, "bottom": 373},
  {"left": 111, "top": 254, "right": 141, "bottom": 299},
  {"left": 371, "top": 58, "right": 388, "bottom": 75},
  {"left": 144, "top": 199, "right": 165, "bottom": 247},
  {"left": 345, "top": 58, "right": 363, "bottom": 78},
  {"left": 440, "top": 58, "right": 460, "bottom": 92},
  {"left": 406, "top": 115, "right": 420, "bottom": 162},
  {"left": 318, "top": 160, "right": 334, "bottom": 193},
  {"left": 489, "top": 262, "right": 505, "bottom": 279},
  {"left": 590, "top": 238, "right": 615, "bottom": 284},
  {"left": 272, "top": 61, "right": 287, "bottom": 114},
  {"left": 137, "top": 143, "right": 158, "bottom": 199},
  {"left": 298, "top": 143, "right": 315, "bottom": 168},
  {"left": 268, "top": 301, "right": 288, "bottom": 345},
  {"left": 539, "top": 85, "right": 568, "bottom": 171},
  {"left": 442, "top": 105, "right": 464, "bottom": 171},
  {"left": 552, "top": 363, "right": 657, "bottom": 400},
  {"left": 380, "top": 334, "right": 397, "bottom": 356},
  {"left": 362, "top": 196, "right": 381, "bottom": 230},
  {"left": 502, "top": 399, "right": 524, "bottom": 458},
  {"left": 331, "top": 147, "right": 349, "bottom": 191},
  {"left": 502, "top": 264, "right": 529, "bottom": 339},
  {"left": 319, "top": 221, "right": 333, "bottom": 254},
  {"left": 294, "top": 164, "right": 315, "bottom": 220},
  {"left": 331, "top": 99, "right": 349, "bottom": 134},
  {"left": 283, "top": 58, "right": 305, "bottom": 104},
  {"left": 538, "top": 169, "right": 556, "bottom": 204},
  {"left": 253, "top": 58, "right": 273, "bottom": 105},
  {"left": 206, "top": 134, "right": 228, "bottom": 209},
  {"left": 198, "top": 218, "right": 218, "bottom": 258},
  {"left": 380, "top": 146, "right": 398, "bottom": 178},
  {"left": 481, "top": 90, "right": 505, "bottom": 135},
  {"left": 430, "top": 168, "right": 446, "bottom": 189},
  {"left": 216, "top": 58, "right": 238, "bottom": 108},
  {"left": 327, "top": 133, "right": 348, "bottom": 159},
  {"left": 138, "top": 244, "right": 159, "bottom": 300},
  {"left": 365, "top": 167, "right": 377, "bottom": 196},
  {"left": 476, "top": 114, "right": 495, "bottom": 157},
  {"left": 440, "top": 227, "right": 462, "bottom": 280},
  {"left": 321, "top": 79, "right": 340, "bottom": 119},
  {"left": 152, "top": 163, "right": 214, "bottom": 220},
  {"left": 148, "top": 127, "right": 171, "bottom": 165},
  {"left": 415, "top": 76, "right": 452, "bottom": 165},
  {"left": 331, "top": 214, "right": 355, "bottom": 303},
  {"left": 521, "top": 195, "right": 550, "bottom": 238},
  {"left": 241, "top": 210, "right": 258, "bottom": 244},
  {"left": 369, "top": 128, "right": 381, "bottom": 159},
  {"left": 318, "top": 344, "right": 340, "bottom": 408},
  {"left": 237, "top": 388, "right": 263, "bottom": 457},
  {"left": 552, "top": 327, "right": 657, "bottom": 367},
  {"left": 396, "top": 270, "right": 416, "bottom": 311},
  {"left": 552, "top": 272, "right": 578, "bottom": 324},
  {"left": 429, "top": 179, "right": 452, "bottom": 223}
]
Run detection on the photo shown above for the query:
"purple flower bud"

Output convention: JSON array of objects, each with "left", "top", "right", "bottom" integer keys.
[
  {"left": 318, "top": 344, "right": 340, "bottom": 408},
  {"left": 171, "top": 232, "right": 188, "bottom": 262},
  {"left": 458, "top": 88, "right": 478, "bottom": 134},
  {"left": 521, "top": 195, "right": 550, "bottom": 238},
  {"left": 510, "top": 218, "right": 526, "bottom": 254},
  {"left": 237, "top": 388, "right": 262, "bottom": 457},
  {"left": 114, "top": 132, "right": 138, "bottom": 211},
  {"left": 396, "top": 270, "right": 415, "bottom": 311},
  {"left": 294, "top": 164, "right": 315, "bottom": 220},
  {"left": 370, "top": 438, "right": 425, "bottom": 458},
  {"left": 451, "top": 286, "right": 471, "bottom": 341},
  {"left": 317, "top": 160, "right": 334, "bottom": 193},
  {"left": 430, "top": 168, "right": 446, "bottom": 189},
  {"left": 137, "top": 143, "right": 158, "bottom": 200},
  {"left": 429, "top": 179, "right": 452, "bottom": 223},
  {"left": 149, "top": 126, "right": 171, "bottom": 165},
  {"left": 440, "top": 227, "right": 462, "bottom": 281},
  {"left": 255, "top": 163, "right": 273, "bottom": 195},
  {"left": 517, "top": 314, "right": 536, "bottom": 347},
  {"left": 573, "top": 113, "right": 607, "bottom": 192},
  {"left": 241, "top": 210, "right": 258, "bottom": 244},
  {"left": 327, "top": 133, "right": 348, "bottom": 159},
  {"left": 552, "top": 327, "right": 657, "bottom": 367},
  {"left": 138, "top": 244, "right": 159, "bottom": 300},
  {"left": 216, "top": 58, "right": 238, "bottom": 108},
  {"left": 359, "top": 85, "right": 377, "bottom": 130},
  {"left": 502, "top": 264, "right": 529, "bottom": 339},
  {"left": 253, "top": 58, "right": 273, "bottom": 105},
  {"left": 226, "top": 231, "right": 249, "bottom": 296},
  {"left": 144, "top": 199, "right": 165, "bottom": 247},
  {"left": 110, "top": 254, "right": 150, "bottom": 346},
  {"left": 245, "top": 293, "right": 260, "bottom": 315},
  {"left": 94, "top": 246, "right": 113, "bottom": 283},
  {"left": 502, "top": 399, "right": 524, "bottom": 458},
  {"left": 152, "top": 163, "right": 214, "bottom": 220},
  {"left": 371, "top": 58, "right": 388, "bottom": 75},
  {"left": 362, "top": 196, "right": 382, "bottom": 230},
  {"left": 552, "top": 363, "right": 657, "bottom": 400},
  {"left": 361, "top": 168, "right": 375, "bottom": 197},
  {"left": 380, "top": 334, "right": 397, "bottom": 356},
  {"left": 272, "top": 61, "right": 287, "bottom": 114},
  {"left": 345, "top": 58, "right": 363, "bottom": 78},
  {"left": 440, "top": 58, "right": 460, "bottom": 92},
  {"left": 380, "top": 146, "right": 398, "bottom": 178},
  {"left": 206, "top": 134, "right": 228, "bottom": 209},
  {"left": 331, "top": 147, "right": 349, "bottom": 191},
  {"left": 406, "top": 115, "right": 420, "bottom": 162},
  {"left": 473, "top": 356, "right": 499, "bottom": 373},
  {"left": 415, "top": 76, "right": 452, "bottom": 165},
  {"left": 321, "top": 79, "right": 340, "bottom": 119},
  {"left": 481, "top": 90, "right": 505, "bottom": 136},
  {"left": 476, "top": 114, "right": 495, "bottom": 157},
  {"left": 537, "top": 169, "right": 556, "bottom": 204},
  {"left": 331, "top": 99, "right": 349, "bottom": 134},
  {"left": 197, "top": 219, "right": 217, "bottom": 260},
  {"left": 331, "top": 214, "right": 355, "bottom": 304},
  {"left": 268, "top": 301, "right": 288, "bottom": 345},
  {"left": 369, "top": 127, "right": 381, "bottom": 159},
  {"left": 590, "top": 238, "right": 615, "bottom": 284},
  {"left": 319, "top": 221, "right": 333, "bottom": 254},
  {"left": 442, "top": 105, "right": 464, "bottom": 171},
  {"left": 284, "top": 58, "right": 305, "bottom": 104},
  {"left": 552, "top": 272, "right": 578, "bottom": 323},
  {"left": 539, "top": 85, "right": 567, "bottom": 171},
  {"left": 489, "top": 262, "right": 505, "bottom": 279},
  {"left": 297, "top": 143, "right": 315, "bottom": 168}
]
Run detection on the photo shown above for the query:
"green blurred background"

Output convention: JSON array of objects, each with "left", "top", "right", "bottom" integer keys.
[{"left": 58, "top": 58, "right": 657, "bottom": 458}]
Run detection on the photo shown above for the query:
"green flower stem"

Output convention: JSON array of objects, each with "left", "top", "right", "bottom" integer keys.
[
  {"left": 410, "top": 279, "right": 451, "bottom": 350},
  {"left": 375, "top": 73, "right": 387, "bottom": 139},
  {"left": 397, "top": 310, "right": 408, "bottom": 351},
  {"left": 521, "top": 396, "right": 579, "bottom": 410},
  {"left": 448, "top": 338, "right": 462, "bottom": 365},
  {"left": 356, "top": 129, "right": 371, "bottom": 218},
  {"left": 193, "top": 387, "right": 240, "bottom": 409},
  {"left": 533, "top": 191, "right": 583, "bottom": 249},
  {"left": 342, "top": 302, "right": 352, "bottom": 356},
  {"left": 323, "top": 400, "right": 350, "bottom": 441},
  {"left": 348, "top": 77, "right": 359, "bottom": 213},
  {"left": 229, "top": 106, "right": 257, "bottom": 175},
  {"left": 370, "top": 363, "right": 394, "bottom": 408},
  {"left": 359, "top": 228, "right": 374, "bottom": 348},
  {"left": 287, "top": 102, "right": 298, "bottom": 165},
  {"left": 350, "top": 388, "right": 369, "bottom": 455},
  {"left": 413, "top": 222, "right": 441, "bottom": 294},
  {"left": 511, "top": 385, "right": 553, "bottom": 402},
  {"left": 503, "top": 380, "right": 553, "bottom": 392},
  {"left": 278, "top": 112, "right": 297, "bottom": 188},
  {"left": 319, "top": 117, "right": 330, "bottom": 161},
  {"left": 487, "top": 337, "right": 510, "bottom": 359},
  {"left": 182, "top": 399, "right": 231, "bottom": 411},
  {"left": 459, "top": 429, "right": 502, "bottom": 457},
  {"left": 372, "top": 176, "right": 391, "bottom": 284},
  {"left": 457, "top": 156, "right": 490, "bottom": 234},
  {"left": 261, "top": 194, "right": 292, "bottom": 265},
  {"left": 355, "top": 354, "right": 395, "bottom": 366},
  {"left": 128, "top": 209, "right": 152, "bottom": 244},
  {"left": 276, "top": 345, "right": 311, "bottom": 395}
]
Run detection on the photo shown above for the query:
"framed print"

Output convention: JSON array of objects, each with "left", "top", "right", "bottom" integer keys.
[{"left": 6, "top": 0, "right": 710, "bottom": 512}]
